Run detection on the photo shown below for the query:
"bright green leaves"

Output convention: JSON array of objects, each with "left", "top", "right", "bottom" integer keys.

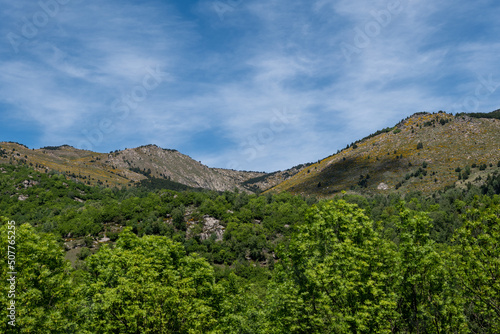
[
  {"left": 267, "top": 200, "right": 399, "bottom": 333},
  {"left": 216, "top": 272, "right": 266, "bottom": 334},
  {"left": 80, "top": 228, "right": 220, "bottom": 333},
  {"left": 3, "top": 180, "right": 500, "bottom": 334},
  {"left": 395, "top": 206, "right": 467, "bottom": 333},
  {"left": 452, "top": 202, "right": 500, "bottom": 332},
  {"left": 0, "top": 219, "right": 78, "bottom": 333},
  {"left": 265, "top": 200, "right": 475, "bottom": 333}
]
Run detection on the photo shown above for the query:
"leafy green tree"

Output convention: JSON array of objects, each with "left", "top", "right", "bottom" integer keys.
[
  {"left": 0, "top": 219, "right": 78, "bottom": 333},
  {"left": 394, "top": 206, "right": 467, "bottom": 333},
  {"left": 452, "top": 200, "right": 500, "bottom": 333},
  {"left": 266, "top": 200, "right": 399, "bottom": 333},
  {"left": 171, "top": 205, "right": 186, "bottom": 231},
  {"left": 78, "top": 247, "right": 92, "bottom": 260},
  {"left": 224, "top": 220, "right": 267, "bottom": 262},
  {"left": 217, "top": 273, "right": 266, "bottom": 334},
  {"left": 79, "top": 228, "right": 222, "bottom": 333}
]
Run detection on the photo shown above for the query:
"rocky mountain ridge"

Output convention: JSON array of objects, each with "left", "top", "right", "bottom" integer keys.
[
  {"left": 267, "top": 111, "right": 500, "bottom": 196},
  {"left": 0, "top": 143, "right": 267, "bottom": 192},
  {"left": 2, "top": 110, "right": 499, "bottom": 196}
]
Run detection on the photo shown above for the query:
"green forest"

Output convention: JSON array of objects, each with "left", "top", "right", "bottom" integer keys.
[{"left": 1, "top": 164, "right": 500, "bottom": 333}]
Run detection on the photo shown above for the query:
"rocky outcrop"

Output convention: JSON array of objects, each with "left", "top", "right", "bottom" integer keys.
[
  {"left": 377, "top": 183, "right": 389, "bottom": 190},
  {"left": 106, "top": 145, "right": 266, "bottom": 192},
  {"left": 188, "top": 215, "right": 225, "bottom": 242},
  {"left": 200, "top": 215, "right": 225, "bottom": 242},
  {"left": 21, "top": 179, "right": 39, "bottom": 188}
]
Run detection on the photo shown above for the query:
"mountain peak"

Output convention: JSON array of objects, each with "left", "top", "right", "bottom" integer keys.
[{"left": 0, "top": 141, "right": 267, "bottom": 192}]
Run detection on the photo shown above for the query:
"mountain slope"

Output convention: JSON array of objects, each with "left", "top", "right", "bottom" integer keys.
[
  {"left": 0, "top": 143, "right": 266, "bottom": 192},
  {"left": 268, "top": 112, "right": 500, "bottom": 196},
  {"left": 106, "top": 145, "right": 266, "bottom": 191}
]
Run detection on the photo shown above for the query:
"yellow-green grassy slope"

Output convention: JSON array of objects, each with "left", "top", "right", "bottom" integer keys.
[
  {"left": 0, "top": 143, "right": 138, "bottom": 187},
  {"left": 268, "top": 113, "right": 500, "bottom": 197},
  {"left": 0, "top": 143, "right": 265, "bottom": 191}
]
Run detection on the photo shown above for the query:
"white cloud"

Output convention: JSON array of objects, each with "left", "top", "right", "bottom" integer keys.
[{"left": 0, "top": 0, "right": 499, "bottom": 171}]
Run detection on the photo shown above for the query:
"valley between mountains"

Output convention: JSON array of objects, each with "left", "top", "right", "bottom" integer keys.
[
  {"left": 2, "top": 111, "right": 499, "bottom": 197},
  {"left": 1, "top": 110, "right": 500, "bottom": 333}
]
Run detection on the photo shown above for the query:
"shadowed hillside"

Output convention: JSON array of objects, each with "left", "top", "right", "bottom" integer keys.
[{"left": 268, "top": 111, "right": 500, "bottom": 196}]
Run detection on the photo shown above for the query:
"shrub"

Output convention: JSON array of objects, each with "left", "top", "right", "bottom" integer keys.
[
  {"left": 78, "top": 247, "right": 92, "bottom": 260},
  {"left": 107, "top": 231, "right": 120, "bottom": 242},
  {"left": 172, "top": 206, "right": 186, "bottom": 231},
  {"left": 84, "top": 236, "right": 94, "bottom": 248}
]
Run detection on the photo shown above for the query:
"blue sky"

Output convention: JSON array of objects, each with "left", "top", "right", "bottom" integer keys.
[{"left": 1, "top": 0, "right": 499, "bottom": 172}]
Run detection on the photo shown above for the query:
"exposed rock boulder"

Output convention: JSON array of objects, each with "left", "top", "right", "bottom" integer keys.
[
  {"left": 377, "top": 183, "right": 389, "bottom": 190},
  {"left": 18, "top": 194, "right": 29, "bottom": 201},
  {"left": 200, "top": 215, "right": 225, "bottom": 242},
  {"left": 188, "top": 215, "right": 225, "bottom": 242},
  {"left": 21, "top": 179, "right": 39, "bottom": 188}
]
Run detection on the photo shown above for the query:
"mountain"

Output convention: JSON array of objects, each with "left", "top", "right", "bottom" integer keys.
[
  {"left": 238, "top": 162, "right": 314, "bottom": 192},
  {"left": 0, "top": 143, "right": 266, "bottom": 192},
  {"left": 2, "top": 111, "right": 499, "bottom": 196},
  {"left": 267, "top": 111, "right": 500, "bottom": 196}
]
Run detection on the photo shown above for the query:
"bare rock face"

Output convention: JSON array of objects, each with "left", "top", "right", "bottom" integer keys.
[
  {"left": 189, "top": 215, "right": 226, "bottom": 242},
  {"left": 18, "top": 194, "right": 29, "bottom": 201},
  {"left": 200, "top": 215, "right": 225, "bottom": 242},
  {"left": 22, "top": 179, "right": 39, "bottom": 188},
  {"left": 107, "top": 145, "right": 266, "bottom": 192},
  {"left": 377, "top": 183, "right": 389, "bottom": 190},
  {"left": 99, "top": 236, "right": 110, "bottom": 243}
]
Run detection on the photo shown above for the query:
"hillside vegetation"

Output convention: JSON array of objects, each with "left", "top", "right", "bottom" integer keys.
[
  {"left": 2, "top": 161, "right": 500, "bottom": 332},
  {"left": 2, "top": 110, "right": 500, "bottom": 332},
  {"left": 269, "top": 112, "right": 500, "bottom": 196},
  {"left": 0, "top": 143, "right": 267, "bottom": 192}
]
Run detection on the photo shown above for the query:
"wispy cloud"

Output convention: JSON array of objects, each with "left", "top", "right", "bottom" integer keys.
[{"left": 0, "top": 0, "right": 499, "bottom": 171}]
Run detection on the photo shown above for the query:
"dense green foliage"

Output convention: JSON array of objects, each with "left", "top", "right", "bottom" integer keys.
[
  {"left": 0, "top": 165, "right": 313, "bottom": 266},
  {"left": 461, "top": 109, "right": 500, "bottom": 120},
  {"left": 137, "top": 176, "right": 203, "bottom": 192},
  {"left": 0, "top": 221, "right": 78, "bottom": 333},
  {"left": 267, "top": 200, "right": 399, "bottom": 333},
  {"left": 1, "top": 164, "right": 500, "bottom": 332},
  {"left": 79, "top": 228, "right": 222, "bottom": 333}
]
